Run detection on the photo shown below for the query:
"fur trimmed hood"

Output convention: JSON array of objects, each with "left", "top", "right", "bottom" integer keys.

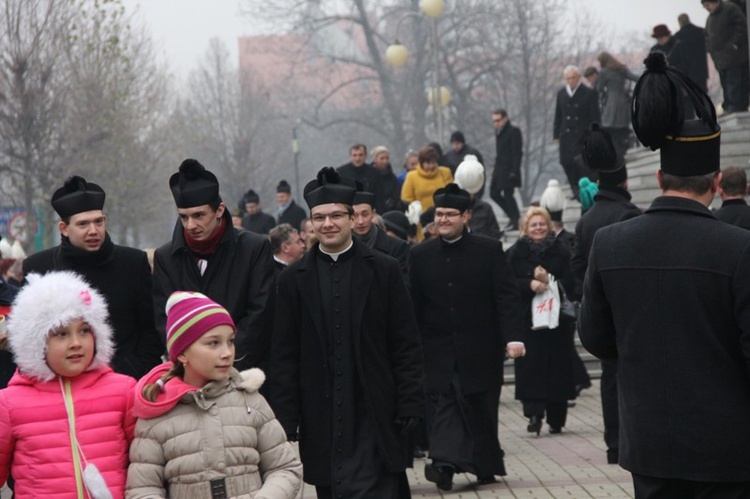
[{"left": 7, "top": 271, "right": 114, "bottom": 382}]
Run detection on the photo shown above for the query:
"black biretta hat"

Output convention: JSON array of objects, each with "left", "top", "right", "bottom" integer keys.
[
  {"left": 433, "top": 183, "right": 471, "bottom": 211},
  {"left": 169, "top": 159, "right": 221, "bottom": 208},
  {"left": 243, "top": 189, "right": 260, "bottom": 204},
  {"left": 352, "top": 189, "right": 375, "bottom": 207},
  {"left": 51, "top": 176, "right": 106, "bottom": 219},
  {"left": 303, "top": 167, "right": 357, "bottom": 209},
  {"left": 277, "top": 180, "right": 292, "bottom": 194},
  {"left": 582, "top": 123, "right": 628, "bottom": 186},
  {"left": 631, "top": 52, "right": 720, "bottom": 177}
]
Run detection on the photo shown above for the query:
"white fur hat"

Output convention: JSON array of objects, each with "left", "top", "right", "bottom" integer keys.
[
  {"left": 7, "top": 271, "right": 114, "bottom": 382},
  {"left": 540, "top": 179, "right": 566, "bottom": 220},
  {"left": 454, "top": 155, "right": 485, "bottom": 195}
]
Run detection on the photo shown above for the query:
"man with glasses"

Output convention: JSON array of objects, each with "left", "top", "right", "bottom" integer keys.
[
  {"left": 409, "top": 183, "right": 525, "bottom": 491},
  {"left": 271, "top": 167, "right": 424, "bottom": 499}
]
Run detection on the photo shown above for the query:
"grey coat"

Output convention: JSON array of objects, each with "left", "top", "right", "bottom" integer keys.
[{"left": 596, "top": 67, "right": 639, "bottom": 129}]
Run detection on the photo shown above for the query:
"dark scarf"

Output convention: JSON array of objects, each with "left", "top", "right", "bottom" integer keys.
[
  {"left": 355, "top": 223, "right": 379, "bottom": 249},
  {"left": 521, "top": 233, "right": 556, "bottom": 256},
  {"left": 183, "top": 217, "right": 228, "bottom": 257},
  {"left": 59, "top": 232, "right": 115, "bottom": 267}
]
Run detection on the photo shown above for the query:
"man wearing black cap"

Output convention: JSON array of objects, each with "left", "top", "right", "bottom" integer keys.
[
  {"left": 554, "top": 66, "right": 601, "bottom": 199},
  {"left": 409, "top": 184, "right": 525, "bottom": 490},
  {"left": 275, "top": 180, "right": 307, "bottom": 231},
  {"left": 352, "top": 190, "right": 409, "bottom": 279},
  {"left": 580, "top": 53, "right": 750, "bottom": 496},
  {"left": 153, "top": 159, "right": 275, "bottom": 372},
  {"left": 571, "top": 124, "right": 642, "bottom": 465},
  {"left": 240, "top": 189, "right": 276, "bottom": 235},
  {"left": 443, "top": 131, "right": 485, "bottom": 176},
  {"left": 23, "top": 176, "right": 163, "bottom": 379},
  {"left": 271, "top": 167, "right": 424, "bottom": 499}
]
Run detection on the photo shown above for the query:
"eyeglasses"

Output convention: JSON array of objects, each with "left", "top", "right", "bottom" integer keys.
[
  {"left": 434, "top": 211, "right": 462, "bottom": 219},
  {"left": 311, "top": 211, "right": 350, "bottom": 223}
]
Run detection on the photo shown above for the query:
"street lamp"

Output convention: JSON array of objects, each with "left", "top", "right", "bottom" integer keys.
[{"left": 385, "top": 0, "right": 448, "bottom": 143}]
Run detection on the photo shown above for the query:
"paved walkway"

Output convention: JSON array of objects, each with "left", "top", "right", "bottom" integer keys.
[{"left": 298, "top": 380, "right": 634, "bottom": 498}]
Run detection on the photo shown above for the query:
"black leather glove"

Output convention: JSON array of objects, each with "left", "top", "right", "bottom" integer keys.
[{"left": 395, "top": 416, "right": 420, "bottom": 435}]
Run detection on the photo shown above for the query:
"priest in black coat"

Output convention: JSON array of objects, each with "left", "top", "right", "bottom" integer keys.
[
  {"left": 553, "top": 66, "right": 601, "bottom": 198},
  {"left": 409, "top": 184, "right": 525, "bottom": 491},
  {"left": 271, "top": 167, "right": 424, "bottom": 499},
  {"left": 23, "top": 176, "right": 163, "bottom": 379},
  {"left": 580, "top": 53, "right": 750, "bottom": 497},
  {"left": 240, "top": 189, "right": 276, "bottom": 235}
]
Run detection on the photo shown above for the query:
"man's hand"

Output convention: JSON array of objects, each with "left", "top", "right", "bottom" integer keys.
[{"left": 506, "top": 343, "right": 526, "bottom": 359}]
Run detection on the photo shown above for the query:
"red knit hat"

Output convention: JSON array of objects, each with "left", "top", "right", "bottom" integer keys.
[{"left": 165, "top": 291, "right": 235, "bottom": 361}]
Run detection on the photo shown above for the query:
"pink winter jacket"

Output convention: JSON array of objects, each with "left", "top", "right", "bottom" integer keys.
[{"left": 0, "top": 366, "right": 136, "bottom": 498}]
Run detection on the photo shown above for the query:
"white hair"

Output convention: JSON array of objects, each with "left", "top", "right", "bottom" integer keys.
[{"left": 563, "top": 65, "right": 580, "bottom": 77}]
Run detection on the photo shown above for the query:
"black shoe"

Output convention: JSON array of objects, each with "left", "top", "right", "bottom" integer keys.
[
  {"left": 549, "top": 426, "right": 562, "bottom": 434},
  {"left": 567, "top": 400, "right": 576, "bottom": 408},
  {"left": 425, "top": 463, "right": 454, "bottom": 491},
  {"left": 575, "top": 382, "right": 592, "bottom": 397},
  {"left": 606, "top": 449, "right": 619, "bottom": 464},
  {"left": 527, "top": 415, "right": 542, "bottom": 436},
  {"left": 413, "top": 446, "right": 426, "bottom": 459},
  {"left": 477, "top": 474, "right": 497, "bottom": 485}
]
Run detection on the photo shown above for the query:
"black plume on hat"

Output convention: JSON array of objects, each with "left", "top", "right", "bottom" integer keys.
[
  {"left": 277, "top": 180, "right": 292, "bottom": 194},
  {"left": 303, "top": 167, "right": 357, "bottom": 209},
  {"left": 433, "top": 183, "right": 471, "bottom": 211},
  {"left": 51, "top": 175, "right": 106, "bottom": 219},
  {"left": 631, "top": 51, "right": 720, "bottom": 176},
  {"left": 169, "top": 159, "right": 220, "bottom": 208}
]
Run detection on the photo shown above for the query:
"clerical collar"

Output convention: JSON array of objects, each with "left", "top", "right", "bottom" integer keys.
[
  {"left": 273, "top": 255, "right": 288, "bottom": 266},
  {"left": 319, "top": 240, "right": 354, "bottom": 261},
  {"left": 441, "top": 235, "right": 463, "bottom": 244}
]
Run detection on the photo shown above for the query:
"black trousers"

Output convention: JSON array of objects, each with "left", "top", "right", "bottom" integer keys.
[
  {"left": 489, "top": 185, "right": 520, "bottom": 224},
  {"left": 719, "top": 62, "right": 750, "bottom": 113},
  {"left": 522, "top": 400, "right": 568, "bottom": 429},
  {"left": 632, "top": 473, "right": 750, "bottom": 499},
  {"left": 600, "top": 360, "right": 619, "bottom": 453}
]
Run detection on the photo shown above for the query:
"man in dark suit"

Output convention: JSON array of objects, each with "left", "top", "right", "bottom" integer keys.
[
  {"left": 410, "top": 184, "right": 525, "bottom": 491},
  {"left": 23, "top": 176, "right": 163, "bottom": 379},
  {"left": 553, "top": 66, "right": 601, "bottom": 199},
  {"left": 715, "top": 166, "right": 750, "bottom": 229},
  {"left": 490, "top": 109, "right": 522, "bottom": 231},
  {"left": 571, "top": 125, "right": 642, "bottom": 465},
  {"left": 271, "top": 167, "right": 424, "bottom": 499},
  {"left": 240, "top": 189, "right": 276, "bottom": 235},
  {"left": 580, "top": 53, "right": 750, "bottom": 498},
  {"left": 674, "top": 14, "right": 709, "bottom": 91},
  {"left": 275, "top": 180, "right": 307, "bottom": 230}
]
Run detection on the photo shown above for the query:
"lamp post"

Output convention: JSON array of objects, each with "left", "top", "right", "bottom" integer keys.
[
  {"left": 292, "top": 119, "right": 301, "bottom": 202},
  {"left": 385, "top": 0, "right": 449, "bottom": 143}
]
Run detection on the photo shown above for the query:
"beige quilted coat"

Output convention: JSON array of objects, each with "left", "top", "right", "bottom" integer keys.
[{"left": 126, "top": 369, "right": 302, "bottom": 498}]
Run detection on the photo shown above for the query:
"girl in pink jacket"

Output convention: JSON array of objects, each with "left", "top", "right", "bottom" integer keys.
[{"left": 0, "top": 271, "right": 136, "bottom": 499}]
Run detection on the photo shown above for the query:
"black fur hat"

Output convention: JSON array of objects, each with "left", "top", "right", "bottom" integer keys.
[
  {"left": 582, "top": 123, "right": 627, "bottom": 186},
  {"left": 631, "top": 52, "right": 720, "bottom": 177}
]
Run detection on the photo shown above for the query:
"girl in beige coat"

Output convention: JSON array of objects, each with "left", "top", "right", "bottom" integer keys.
[{"left": 126, "top": 292, "right": 301, "bottom": 498}]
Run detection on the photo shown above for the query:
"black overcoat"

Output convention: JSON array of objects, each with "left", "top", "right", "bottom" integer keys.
[
  {"left": 277, "top": 200, "right": 307, "bottom": 231},
  {"left": 372, "top": 226, "right": 410, "bottom": 280},
  {"left": 153, "top": 211, "right": 275, "bottom": 371},
  {"left": 409, "top": 232, "right": 524, "bottom": 394},
  {"left": 492, "top": 122, "right": 523, "bottom": 190},
  {"left": 242, "top": 211, "right": 276, "bottom": 235},
  {"left": 714, "top": 198, "right": 750, "bottom": 230},
  {"left": 506, "top": 237, "right": 576, "bottom": 402},
  {"left": 270, "top": 240, "right": 424, "bottom": 484},
  {"left": 23, "top": 236, "right": 163, "bottom": 378},
  {"left": 674, "top": 22, "right": 709, "bottom": 90},
  {"left": 571, "top": 186, "right": 642, "bottom": 290},
  {"left": 579, "top": 196, "right": 750, "bottom": 481},
  {"left": 553, "top": 85, "right": 600, "bottom": 165}
]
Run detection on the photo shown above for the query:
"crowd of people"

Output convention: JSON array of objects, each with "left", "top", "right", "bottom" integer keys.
[{"left": 0, "top": 4, "right": 749, "bottom": 498}]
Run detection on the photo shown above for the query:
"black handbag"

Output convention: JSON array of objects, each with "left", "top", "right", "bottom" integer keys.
[{"left": 559, "top": 283, "right": 579, "bottom": 323}]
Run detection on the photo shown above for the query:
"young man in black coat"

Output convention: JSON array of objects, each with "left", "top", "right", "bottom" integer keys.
[
  {"left": 571, "top": 125, "right": 642, "bottom": 465},
  {"left": 240, "top": 189, "right": 276, "bottom": 235},
  {"left": 275, "top": 180, "right": 307, "bottom": 231},
  {"left": 153, "top": 159, "right": 275, "bottom": 372},
  {"left": 409, "top": 183, "right": 525, "bottom": 491},
  {"left": 271, "top": 167, "right": 424, "bottom": 499},
  {"left": 490, "top": 109, "right": 522, "bottom": 231},
  {"left": 580, "top": 53, "right": 750, "bottom": 497},
  {"left": 714, "top": 165, "right": 750, "bottom": 229},
  {"left": 554, "top": 66, "right": 601, "bottom": 199},
  {"left": 22, "top": 176, "right": 162, "bottom": 379}
]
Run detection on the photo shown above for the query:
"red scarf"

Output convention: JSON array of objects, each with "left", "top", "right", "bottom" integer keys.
[{"left": 183, "top": 217, "right": 227, "bottom": 257}]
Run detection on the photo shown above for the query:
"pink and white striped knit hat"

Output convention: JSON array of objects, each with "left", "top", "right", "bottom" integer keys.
[{"left": 165, "top": 291, "right": 236, "bottom": 361}]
